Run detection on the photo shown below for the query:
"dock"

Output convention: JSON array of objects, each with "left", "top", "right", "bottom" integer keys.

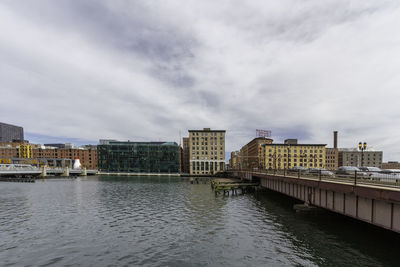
[{"left": 211, "top": 178, "right": 259, "bottom": 196}]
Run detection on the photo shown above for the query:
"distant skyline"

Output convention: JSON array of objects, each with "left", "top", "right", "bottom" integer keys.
[{"left": 1, "top": 1, "right": 400, "bottom": 161}]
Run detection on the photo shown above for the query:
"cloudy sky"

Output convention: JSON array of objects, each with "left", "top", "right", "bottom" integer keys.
[{"left": 1, "top": 0, "right": 400, "bottom": 161}]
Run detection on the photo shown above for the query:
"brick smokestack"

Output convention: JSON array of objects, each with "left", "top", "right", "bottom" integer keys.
[{"left": 333, "top": 131, "right": 338, "bottom": 149}]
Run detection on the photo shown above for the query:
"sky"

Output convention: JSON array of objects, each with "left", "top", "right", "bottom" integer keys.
[{"left": 1, "top": 0, "right": 400, "bottom": 161}]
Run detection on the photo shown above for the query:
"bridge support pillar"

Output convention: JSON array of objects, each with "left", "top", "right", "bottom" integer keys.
[
  {"left": 39, "top": 166, "right": 47, "bottom": 178},
  {"left": 62, "top": 167, "right": 70, "bottom": 177},
  {"left": 80, "top": 167, "right": 87, "bottom": 176}
]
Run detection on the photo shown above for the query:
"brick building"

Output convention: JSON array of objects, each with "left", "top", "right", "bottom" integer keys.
[{"left": 240, "top": 137, "right": 273, "bottom": 169}]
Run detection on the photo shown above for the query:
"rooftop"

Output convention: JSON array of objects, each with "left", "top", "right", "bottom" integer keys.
[
  {"left": 262, "top": 143, "right": 326, "bottom": 147},
  {"left": 188, "top": 128, "right": 225, "bottom": 132}
]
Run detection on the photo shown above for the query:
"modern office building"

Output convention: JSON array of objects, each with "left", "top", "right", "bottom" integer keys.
[
  {"left": 263, "top": 139, "right": 326, "bottom": 170},
  {"left": 240, "top": 137, "right": 273, "bottom": 170},
  {"left": 98, "top": 140, "right": 180, "bottom": 174},
  {"left": 0, "top": 122, "right": 24, "bottom": 142},
  {"left": 189, "top": 128, "right": 225, "bottom": 175},
  {"left": 338, "top": 148, "right": 383, "bottom": 168}
]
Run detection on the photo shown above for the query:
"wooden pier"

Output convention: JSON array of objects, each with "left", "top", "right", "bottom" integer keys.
[{"left": 211, "top": 178, "right": 259, "bottom": 196}]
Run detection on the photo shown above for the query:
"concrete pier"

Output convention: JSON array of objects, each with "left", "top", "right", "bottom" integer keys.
[
  {"left": 61, "top": 167, "right": 70, "bottom": 177},
  {"left": 39, "top": 166, "right": 47, "bottom": 177}
]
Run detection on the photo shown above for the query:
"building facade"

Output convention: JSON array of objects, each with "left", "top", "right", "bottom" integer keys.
[
  {"left": 325, "top": 148, "right": 338, "bottom": 170},
  {"left": 325, "top": 131, "right": 339, "bottom": 170},
  {"left": 98, "top": 141, "right": 179, "bottom": 174},
  {"left": 338, "top": 148, "right": 383, "bottom": 168},
  {"left": 182, "top": 137, "right": 190, "bottom": 173},
  {"left": 264, "top": 139, "right": 326, "bottom": 170},
  {"left": 382, "top": 161, "right": 400, "bottom": 169},
  {"left": 229, "top": 151, "right": 240, "bottom": 169},
  {"left": 0, "top": 141, "right": 98, "bottom": 169},
  {"left": 189, "top": 128, "right": 225, "bottom": 175},
  {"left": 240, "top": 137, "right": 273, "bottom": 170},
  {"left": 0, "top": 122, "right": 24, "bottom": 142}
]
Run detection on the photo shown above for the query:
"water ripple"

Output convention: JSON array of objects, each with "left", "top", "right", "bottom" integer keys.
[{"left": 0, "top": 177, "right": 398, "bottom": 266}]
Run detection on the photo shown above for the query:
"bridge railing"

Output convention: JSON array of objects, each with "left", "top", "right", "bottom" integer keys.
[
  {"left": 0, "top": 164, "right": 40, "bottom": 172},
  {"left": 229, "top": 168, "right": 400, "bottom": 187}
]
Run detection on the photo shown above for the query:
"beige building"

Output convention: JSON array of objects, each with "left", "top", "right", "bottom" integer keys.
[
  {"left": 338, "top": 148, "right": 383, "bottom": 168},
  {"left": 264, "top": 139, "right": 326, "bottom": 170},
  {"left": 325, "top": 148, "right": 339, "bottom": 170},
  {"left": 325, "top": 131, "right": 339, "bottom": 170},
  {"left": 240, "top": 137, "right": 273, "bottom": 169},
  {"left": 189, "top": 128, "right": 225, "bottom": 175}
]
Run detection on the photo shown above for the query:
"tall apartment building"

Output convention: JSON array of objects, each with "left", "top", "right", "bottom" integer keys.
[
  {"left": 182, "top": 137, "right": 190, "bottom": 173},
  {"left": 325, "top": 131, "right": 339, "bottom": 170},
  {"left": 240, "top": 137, "right": 273, "bottom": 169},
  {"left": 0, "top": 122, "right": 24, "bottom": 142},
  {"left": 338, "top": 148, "right": 382, "bottom": 168},
  {"left": 263, "top": 139, "right": 326, "bottom": 170},
  {"left": 189, "top": 128, "right": 225, "bottom": 175}
]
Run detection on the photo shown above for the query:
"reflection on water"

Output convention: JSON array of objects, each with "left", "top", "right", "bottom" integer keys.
[{"left": 0, "top": 176, "right": 399, "bottom": 266}]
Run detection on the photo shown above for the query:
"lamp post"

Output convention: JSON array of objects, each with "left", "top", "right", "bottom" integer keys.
[{"left": 358, "top": 142, "right": 367, "bottom": 167}]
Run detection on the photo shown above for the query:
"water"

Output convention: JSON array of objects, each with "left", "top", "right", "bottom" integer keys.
[{"left": 0, "top": 176, "right": 399, "bottom": 266}]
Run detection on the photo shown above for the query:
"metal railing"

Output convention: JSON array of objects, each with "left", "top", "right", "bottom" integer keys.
[{"left": 229, "top": 168, "right": 400, "bottom": 188}]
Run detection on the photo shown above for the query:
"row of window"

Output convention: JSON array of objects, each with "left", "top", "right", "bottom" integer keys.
[
  {"left": 192, "top": 151, "right": 223, "bottom": 155},
  {"left": 268, "top": 149, "right": 323, "bottom": 153},
  {"left": 267, "top": 158, "right": 323, "bottom": 162},
  {"left": 192, "top": 156, "right": 223, "bottom": 160},
  {"left": 268, "top": 154, "right": 323, "bottom": 158},
  {"left": 191, "top": 146, "right": 224, "bottom": 151},
  {"left": 268, "top": 163, "right": 323, "bottom": 168},
  {"left": 191, "top": 132, "right": 223, "bottom": 136},
  {"left": 191, "top": 161, "right": 224, "bottom": 171}
]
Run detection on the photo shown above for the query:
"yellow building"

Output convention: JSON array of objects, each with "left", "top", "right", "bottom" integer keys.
[
  {"left": 263, "top": 139, "right": 326, "bottom": 170},
  {"left": 18, "top": 143, "right": 32, "bottom": 158},
  {"left": 189, "top": 128, "right": 225, "bottom": 175}
]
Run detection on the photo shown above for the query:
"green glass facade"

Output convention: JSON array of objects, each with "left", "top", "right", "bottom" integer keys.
[{"left": 98, "top": 141, "right": 180, "bottom": 173}]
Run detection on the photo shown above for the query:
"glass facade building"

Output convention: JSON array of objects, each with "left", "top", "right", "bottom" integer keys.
[{"left": 98, "top": 141, "right": 180, "bottom": 174}]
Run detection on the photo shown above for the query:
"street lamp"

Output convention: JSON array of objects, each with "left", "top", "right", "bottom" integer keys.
[{"left": 358, "top": 142, "right": 367, "bottom": 167}]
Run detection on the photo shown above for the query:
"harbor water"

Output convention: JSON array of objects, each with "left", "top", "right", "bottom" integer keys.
[{"left": 0, "top": 176, "right": 399, "bottom": 266}]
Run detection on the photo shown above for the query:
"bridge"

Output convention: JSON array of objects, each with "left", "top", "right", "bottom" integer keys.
[
  {"left": 0, "top": 164, "right": 98, "bottom": 178},
  {"left": 227, "top": 169, "right": 400, "bottom": 234}
]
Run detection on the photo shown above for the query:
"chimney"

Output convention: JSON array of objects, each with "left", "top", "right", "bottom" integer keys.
[{"left": 333, "top": 131, "right": 338, "bottom": 149}]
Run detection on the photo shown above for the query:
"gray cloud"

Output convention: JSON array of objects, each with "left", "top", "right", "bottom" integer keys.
[{"left": 1, "top": 0, "right": 400, "bottom": 161}]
